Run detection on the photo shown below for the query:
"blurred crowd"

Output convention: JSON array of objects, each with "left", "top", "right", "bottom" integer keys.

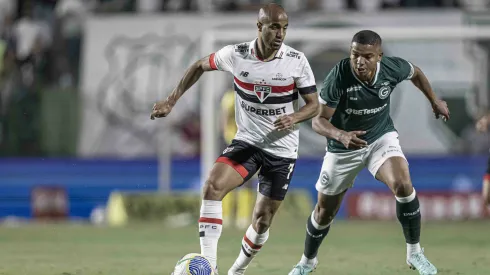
[{"left": 0, "top": 0, "right": 488, "bottom": 157}]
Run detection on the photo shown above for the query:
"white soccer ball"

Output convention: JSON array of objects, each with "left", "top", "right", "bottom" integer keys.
[{"left": 172, "top": 253, "right": 216, "bottom": 275}]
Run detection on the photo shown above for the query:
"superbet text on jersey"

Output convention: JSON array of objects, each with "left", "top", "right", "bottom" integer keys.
[{"left": 209, "top": 39, "right": 317, "bottom": 159}]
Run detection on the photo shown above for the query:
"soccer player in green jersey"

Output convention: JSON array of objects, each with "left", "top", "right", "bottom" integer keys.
[{"left": 289, "top": 30, "right": 450, "bottom": 275}]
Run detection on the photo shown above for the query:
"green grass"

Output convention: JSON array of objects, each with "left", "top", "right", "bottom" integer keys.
[{"left": 0, "top": 219, "right": 489, "bottom": 275}]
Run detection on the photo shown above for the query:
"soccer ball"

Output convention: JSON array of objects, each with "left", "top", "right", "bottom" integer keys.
[{"left": 172, "top": 253, "right": 216, "bottom": 275}]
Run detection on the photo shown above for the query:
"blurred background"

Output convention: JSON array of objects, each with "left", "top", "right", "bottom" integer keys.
[{"left": 0, "top": 0, "right": 489, "bottom": 274}]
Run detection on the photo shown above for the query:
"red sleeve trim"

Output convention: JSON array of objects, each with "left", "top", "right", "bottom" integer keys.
[
  {"left": 209, "top": 53, "right": 218, "bottom": 70},
  {"left": 484, "top": 174, "right": 490, "bottom": 181}
]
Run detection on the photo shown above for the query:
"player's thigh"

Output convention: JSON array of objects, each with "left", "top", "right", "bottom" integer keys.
[
  {"left": 206, "top": 140, "right": 261, "bottom": 199},
  {"left": 256, "top": 153, "right": 296, "bottom": 201},
  {"left": 367, "top": 132, "right": 412, "bottom": 193},
  {"left": 315, "top": 150, "right": 365, "bottom": 196}
]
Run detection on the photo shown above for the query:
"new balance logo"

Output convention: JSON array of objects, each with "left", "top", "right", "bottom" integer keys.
[
  {"left": 240, "top": 71, "right": 249, "bottom": 77},
  {"left": 223, "top": 147, "right": 234, "bottom": 154},
  {"left": 282, "top": 184, "right": 289, "bottom": 190}
]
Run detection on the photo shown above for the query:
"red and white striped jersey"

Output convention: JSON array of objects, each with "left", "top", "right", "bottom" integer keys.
[{"left": 210, "top": 39, "right": 317, "bottom": 159}]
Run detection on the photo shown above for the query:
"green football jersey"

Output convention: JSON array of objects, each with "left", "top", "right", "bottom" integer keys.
[{"left": 319, "top": 56, "right": 414, "bottom": 153}]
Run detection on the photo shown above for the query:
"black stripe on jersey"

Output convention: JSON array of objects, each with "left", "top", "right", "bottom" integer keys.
[
  {"left": 298, "top": 85, "right": 317, "bottom": 95},
  {"left": 234, "top": 84, "right": 298, "bottom": 104}
]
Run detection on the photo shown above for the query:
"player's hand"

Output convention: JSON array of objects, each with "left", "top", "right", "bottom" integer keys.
[
  {"left": 338, "top": 130, "right": 368, "bottom": 149},
  {"left": 431, "top": 99, "right": 450, "bottom": 122},
  {"left": 476, "top": 115, "right": 489, "bottom": 133},
  {"left": 273, "top": 115, "right": 296, "bottom": 131},
  {"left": 150, "top": 99, "right": 174, "bottom": 120}
]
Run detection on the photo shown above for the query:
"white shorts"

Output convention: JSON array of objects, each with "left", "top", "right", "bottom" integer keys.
[{"left": 315, "top": 131, "right": 407, "bottom": 196}]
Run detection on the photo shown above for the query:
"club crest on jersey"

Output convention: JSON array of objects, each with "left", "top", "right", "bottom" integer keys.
[
  {"left": 254, "top": 85, "right": 272, "bottom": 103},
  {"left": 378, "top": 86, "right": 392, "bottom": 99}
]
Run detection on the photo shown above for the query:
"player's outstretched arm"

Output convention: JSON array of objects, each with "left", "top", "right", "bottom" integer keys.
[
  {"left": 410, "top": 65, "right": 450, "bottom": 121},
  {"left": 274, "top": 93, "right": 319, "bottom": 131},
  {"left": 150, "top": 55, "right": 214, "bottom": 120},
  {"left": 312, "top": 104, "right": 367, "bottom": 149}
]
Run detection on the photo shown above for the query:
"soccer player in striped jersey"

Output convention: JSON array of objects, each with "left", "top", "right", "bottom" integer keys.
[
  {"left": 475, "top": 112, "right": 490, "bottom": 205},
  {"left": 151, "top": 4, "right": 318, "bottom": 274}
]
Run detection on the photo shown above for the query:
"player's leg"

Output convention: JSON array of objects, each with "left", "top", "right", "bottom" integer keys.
[
  {"left": 199, "top": 141, "right": 260, "bottom": 270},
  {"left": 482, "top": 157, "right": 490, "bottom": 205},
  {"left": 368, "top": 132, "right": 436, "bottom": 274},
  {"left": 222, "top": 190, "right": 235, "bottom": 228},
  {"left": 235, "top": 177, "right": 256, "bottom": 229},
  {"left": 228, "top": 155, "right": 295, "bottom": 275},
  {"left": 289, "top": 150, "right": 365, "bottom": 274},
  {"left": 296, "top": 190, "right": 346, "bottom": 269}
]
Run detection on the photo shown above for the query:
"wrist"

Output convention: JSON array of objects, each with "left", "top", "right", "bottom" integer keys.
[
  {"left": 166, "top": 96, "right": 177, "bottom": 107},
  {"left": 429, "top": 96, "right": 438, "bottom": 106},
  {"left": 335, "top": 130, "right": 345, "bottom": 141},
  {"left": 290, "top": 113, "right": 299, "bottom": 124}
]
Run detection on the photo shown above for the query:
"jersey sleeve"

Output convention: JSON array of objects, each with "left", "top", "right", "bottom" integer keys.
[
  {"left": 209, "top": 45, "right": 234, "bottom": 73},
  {"left": 319, "top": 65, "right": 342, "bottom": 108},
  {"left": 294, "top": 55, "right": 317, "bottom": 94},
  {"left": 386, "top": 56, "right": 415, "bottom": 82}
]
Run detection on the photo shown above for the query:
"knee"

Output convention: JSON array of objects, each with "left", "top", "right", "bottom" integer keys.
[
  {"left": 203, "top": 176, "right": 227, "bottom": 201},
  {"left": 314, "top": 203, "right": 335, "bottom": 225},
  {"left": 252, "top": 210, "right": 273, "bottom": 234},
  {"left": 389, "top": 177, "right": 413, "bottom": 197}
]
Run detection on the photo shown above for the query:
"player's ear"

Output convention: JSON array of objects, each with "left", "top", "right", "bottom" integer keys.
[{"left": 257, "top": 22, "right": 263, "bottom": 32}]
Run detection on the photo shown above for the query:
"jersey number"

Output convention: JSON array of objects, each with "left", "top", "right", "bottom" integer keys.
[{"left": 286, "top": 163, "right": 295, "bottom": 179}]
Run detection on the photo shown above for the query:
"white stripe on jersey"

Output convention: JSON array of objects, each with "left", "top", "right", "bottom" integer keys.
[{"left": 211, "top": 39, "right": 316, "bottom": 159}]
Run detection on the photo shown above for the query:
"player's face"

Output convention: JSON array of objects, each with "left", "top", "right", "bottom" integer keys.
[
  {"left": 350, "top": 42, "right": 382, "bottom": 81},
  {"left": 259, "top": 16, "right": 288, "bottom": 51}
]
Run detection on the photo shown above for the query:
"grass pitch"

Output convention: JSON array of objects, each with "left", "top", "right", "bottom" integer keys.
[{"left": 0, "top": 219, "right": 489, "bottom": 275}]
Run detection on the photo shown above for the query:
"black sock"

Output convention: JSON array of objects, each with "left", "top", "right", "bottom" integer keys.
[
  {"left": 396, "top": 194, "right": 421, "bottom": 244},
  {"left": 304, "top": 213, "right": 331, "bottom": 259}
]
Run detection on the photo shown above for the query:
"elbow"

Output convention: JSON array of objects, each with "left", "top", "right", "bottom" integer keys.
[
  {"left": 311, "top": 101, "right": 320, "bottom": 117},
  {"left": 311, "top": 116, "right": 322, "bottom": 134},
  {"left": 195, "top": 59, "right": 206, "bottom": 73}
]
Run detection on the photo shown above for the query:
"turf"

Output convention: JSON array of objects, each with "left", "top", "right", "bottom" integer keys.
[{"left": 0, "top": 219, "right": 489, "bottom": 275}]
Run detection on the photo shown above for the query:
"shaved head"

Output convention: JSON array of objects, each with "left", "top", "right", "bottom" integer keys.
[
  {"left": 258, "top": 3, "right": 288, "bottom": 24},
  {"left": 255, "top": 3, "right": 289, "bottom": 58}
]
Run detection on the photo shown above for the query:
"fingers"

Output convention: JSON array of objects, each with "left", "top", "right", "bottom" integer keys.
[
  {"left": 350, "top": 131, "right": 367, "bottom": 136},
  {"left": 350, "top": 137, "right": 368, "bottom": 148},
  {"left": 274, "top": 115, "right": 293, "bottom": 131},
  {"left": 150, "top": 109, "right": 169, "bottom": 120}
]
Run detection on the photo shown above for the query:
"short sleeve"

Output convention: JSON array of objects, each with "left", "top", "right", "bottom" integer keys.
[
  {"left": 319, "top": 66, "right": 342, "bottom": 108},
  {"left": 210, "top": 45, "right": 234, "bottom": 73},
  {"left": 294, "top": 55, "right": 317, "bottom": 94},
  {"left": 385, "top": 56, "right": 415, "bottom": 82}
]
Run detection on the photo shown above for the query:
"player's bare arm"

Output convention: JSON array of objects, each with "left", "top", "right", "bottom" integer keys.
[
  {"left": 312, "top": 104, "right": 367, "bottom": 149},
  {"left": 274, "top": 93, "right": 319, "bottom": 131},
  {"left": 476, "top": 112, "right": 490, "bottom": 132},
  {"left": 150, "top": 55, "right": 213, "bottom": 120},
  {"left": 410, "top": 65, "right": 450, "bottom": 121}
]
